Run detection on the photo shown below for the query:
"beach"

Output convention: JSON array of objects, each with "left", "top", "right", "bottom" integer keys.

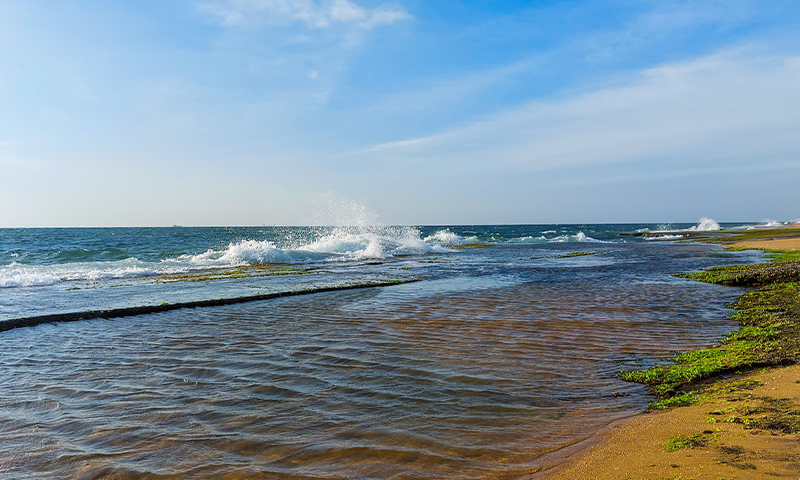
[
  {"left": 0, "top": 222, "right": 795, "bottom": 478},
  {"left": 533, "top": 228, "right": 800, "bottom": 479},
  {"left": 0, "top": 223, "right": 754, "bottom": 478},
  {"left": 533, "top": 365, "right": 800, "bottom": 479}
]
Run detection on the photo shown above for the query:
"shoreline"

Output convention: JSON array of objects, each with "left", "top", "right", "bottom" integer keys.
[
  {"left": 529, "top": 364, "right": 800, "bottom": 479},
  {"left": 529, "top": 228, "right": 800, "bottom": 479}
]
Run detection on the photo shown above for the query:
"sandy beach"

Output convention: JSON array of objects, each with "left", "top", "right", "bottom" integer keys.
[
  {"left": 728, "top": 223, "right": 800, "bottom": 251},
  {"left": 531, "top": 365, "right": 800, "bottom": 479},
  {"left": 531, "top": 232, "right": 800, "bottom": 479}
]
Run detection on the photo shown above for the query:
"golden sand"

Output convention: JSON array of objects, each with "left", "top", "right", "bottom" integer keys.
[
  {"left": 530, "top": 365, "right": 800, "bottom": 480},
  {"left": 730, "top": 237, "right": 800, "bottom": 251}
]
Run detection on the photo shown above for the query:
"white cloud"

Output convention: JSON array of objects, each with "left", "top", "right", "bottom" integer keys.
[
  {"left": 199, "top": 0, "right": 410, "bottom": 29},
  {"left": 359, "top": 7, "right": 411, "bottom": 30},
  {"left": 329, "top": 0, "right": 365, "bottom": 22},
  {"left": 344, "top": 48, "right": 800, "bottom": 177}
]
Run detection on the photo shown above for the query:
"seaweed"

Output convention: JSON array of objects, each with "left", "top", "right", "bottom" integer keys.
[
  {"left": 623, "top": 242, "right": 800, "bottom": 403},
  {"left": 555, "top": 250, "right": 609, "bottom": 258},
  {"left": 665, "top": 433, "right": 712, "bottom": 452}
]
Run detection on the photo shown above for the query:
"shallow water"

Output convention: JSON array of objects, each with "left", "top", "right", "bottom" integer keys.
[{"left": 0, "top": 227, "right": 757, "bottom": 479}]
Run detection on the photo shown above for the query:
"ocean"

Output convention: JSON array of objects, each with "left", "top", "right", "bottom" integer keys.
[{"left": 0, "top": 223, "right": 765, "bottom": 478}]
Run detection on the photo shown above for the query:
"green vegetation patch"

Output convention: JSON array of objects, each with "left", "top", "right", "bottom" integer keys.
[
  {"left": 676, "top": 260, "right": 800, "bottom": 286},
  {"left": 702, "top": 228, "right": 800, "bottom": 245},
  {"left": 649, "top": 391, "right": 701, "bottom": 411},
  {"left": 555, "top": 250, "right": 610, "bottom": 258},
  {"left": 156, "top": 263, "right": 320, "bottom": 283},
  {"left": 665, "top": 433, "right": 712, "bottom": 452},
  {"left": 731, "top": 396, "right": 800, "bottom": 434},
  {"left": 765, "top": 250, "right": 800, "bottom": 262},
  {"left": 623, "top": 251, "right": 800, "bottom": 403}
]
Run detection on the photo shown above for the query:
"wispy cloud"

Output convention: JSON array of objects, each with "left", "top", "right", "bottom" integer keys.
[
  {"left": 199, "top": 0, "right": 411, "bottom": 29},
  {"left": 342, "top": 48, "right": 800, "bottom": 178},
  {"left": 336, "top": 136, "right": 428, "bottom": 157}
]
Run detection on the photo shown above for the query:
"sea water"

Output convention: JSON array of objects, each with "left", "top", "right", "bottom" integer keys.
[{"left": 0, "top": 223, "right": 762, "bottom": 478}]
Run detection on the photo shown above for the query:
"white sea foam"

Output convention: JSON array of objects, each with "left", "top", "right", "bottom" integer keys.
[
  {"left": 548, "top": 232, "right": 605, "bottom": 243},
  {"left": 0, "top": 224, "right": 610, "bottom": 290},
  {"left": 637, "top": 224, "right": 675, "bottom": 232},
  {"left": 509, "top": 236, "right": 548, "bottom": 243},
  {"left": 0, "top": 227, "right": 460, "bottom": 288},
  {"left": 423, "top": 229, "right": 478, "bottom": 246},
  {"left": 510, "top": 232, "right": 604, "bottom": 243},
  {"left": 300, "top": 226, "right": 450, "bottom": 260},
  {"left": 687, "top": 217, "right": 721, "bottom": 231},
  {"left": 0, "top": 259, "right": 170, "bottom": 288},
  {"left": 644, "top": 234, "right": 685, "bottom": 241},
  {"left": 746, "top": 219, "right": 784, "bottom": 230},
  {"left": 179, "top": 239, "right": 293, "bottom": 265}
]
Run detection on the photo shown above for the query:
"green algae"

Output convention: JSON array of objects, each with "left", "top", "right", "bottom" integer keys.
[
  {"left": 623, "top": 242, "right": 800, "bottom": 405},
  {"left": 649, "top": 391, "right": 701, "bottom": 411},
  {"left": 154, "top": 263, "right": 322, "bottom": 283},
  {"left": 705, "top": 394, "right": 800, "bottom": 435},
  {"left": 665, "top": 433, "right": 713, "bottom": 452},
  {"left": 675, "top": 261, "right": 800, "bottom": 286},
  {"left": 555, "top": 250, "right": 609, "bottom": 258},
  {"left": 696, "top": 228, "right": 800, "bottom": 245}
]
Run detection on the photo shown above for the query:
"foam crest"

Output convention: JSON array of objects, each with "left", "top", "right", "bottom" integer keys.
[
  {"left": 181, "top": 239, "right": 292, "bottom": 265},
  {"left": 0, "top": 260, "right": 165, "bottom": 289},
  {"left": 687, "top": 217, "right": 720, "bottom": 231},
  {"left": 299, "top": 226, "right": 449, "bottom": 260},
  {"left": 548, "top": 232, "right": 605, "bottom": 243},
  {"left": 510, "top": 232, "right": 604, "bottom": 243},
  {"left": 423, "top": 229, "right": 477, "bottom": 246},
  {"left": 644, "top": 234, "right": 685, "bottom": 241},
  {"left": 510, "top": 236, "right": 548, "bottom": 243},
  {"left": 746, "top": 219, "right": 784, "bottom": 230}
]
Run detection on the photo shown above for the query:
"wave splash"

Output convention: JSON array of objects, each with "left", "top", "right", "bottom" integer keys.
[
  {"left": 511, "top": 232, "right": 605, "bottom": 243},
  {"left": 0, "top": 260, "right": 166, "bottom": 289},
  {"left": 687, "top": 217, "right": 721, "bottom": 231},
  {"left": 746, "top": 219, "right": 784, "bottom": 230},
  {"left": 0, "top": 227, "right": 466, "bottom": 288}
]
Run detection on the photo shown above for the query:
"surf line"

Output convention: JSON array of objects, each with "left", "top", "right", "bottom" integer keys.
[{"left": 0, "top": 279, "right": 420, "bottom": 333}]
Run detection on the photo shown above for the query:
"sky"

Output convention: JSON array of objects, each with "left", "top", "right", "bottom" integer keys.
[{"left": 1, "top": 0, "right": 799, "bottom": 227}]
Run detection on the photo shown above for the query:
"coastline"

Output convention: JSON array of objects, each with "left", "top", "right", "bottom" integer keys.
[
  {"left": 529, "top": 364, "right": 800, "bottom": 479},
  {"left": 530, "top": 229, "right": 800, "bottom": 479}
]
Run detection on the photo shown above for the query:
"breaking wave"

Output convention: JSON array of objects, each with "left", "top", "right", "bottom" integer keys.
[
  {"left": 0, "top": 226, "right": 614, "bottom": 289},
  {"left": 0, "top": 227, "right": 464, "bottom": 288},
  {"left": 511, "top": 232, "right": 605, "bottom": 243},
  {"left": 687, "top": 217, "right": 721, "bottom": 231},
  {"left": 0, "top": 260, "right": 168, "bottom": 289},
  {"left": 297, "top": 226, "right": 451, "bottom": 260},
  {"left": 746, "top": 220, "right": 784, "bottom": 230}
]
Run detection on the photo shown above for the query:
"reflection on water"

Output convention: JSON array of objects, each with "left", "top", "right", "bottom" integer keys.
[{"left": 0, "top": 244, "right": 746, "bottom": 478}]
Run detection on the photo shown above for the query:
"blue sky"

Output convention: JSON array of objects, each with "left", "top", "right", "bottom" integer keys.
[{"left": 1, "top": 0, "right": 799, "bottom": 226}]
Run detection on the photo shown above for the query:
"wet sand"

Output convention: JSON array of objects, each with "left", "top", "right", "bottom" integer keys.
[
  {"left": 531, "top": 365, "right": 800, "bottom": 479},
  {"left": 532, "top": 233, "right": 800, "bottom": 479}
]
